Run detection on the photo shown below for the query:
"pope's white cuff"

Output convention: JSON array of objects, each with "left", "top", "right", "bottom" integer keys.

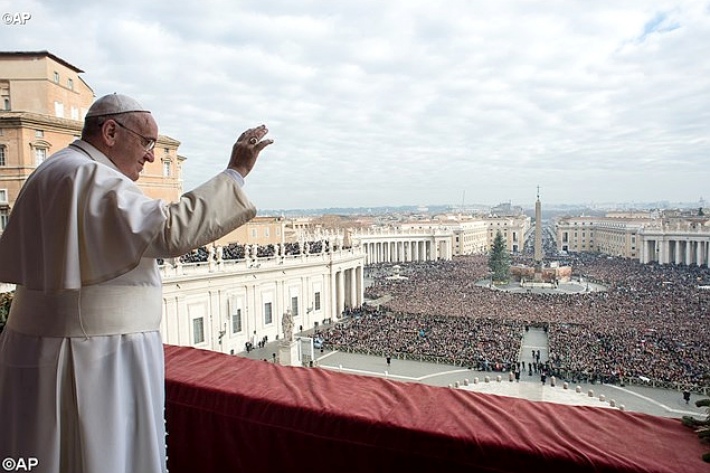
[{"left": 223, "top": 168, "right": 245, "bottom": 187}]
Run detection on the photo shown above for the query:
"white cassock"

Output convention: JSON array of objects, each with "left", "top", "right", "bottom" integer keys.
[{"left": 0, "top": 140, "right": 256, "bottom": 473}]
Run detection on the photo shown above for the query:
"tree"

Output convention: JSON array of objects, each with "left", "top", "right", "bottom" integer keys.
[{"left": 488, "top": 231, "right": 510, "bottom": 284}]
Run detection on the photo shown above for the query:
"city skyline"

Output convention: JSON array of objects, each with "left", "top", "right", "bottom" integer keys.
[
  {"left": 1, "top": 1, "right": 709, "bottom": 209},
  {"left": 257, "top": 196, "right": 708, "bottom": 216}
]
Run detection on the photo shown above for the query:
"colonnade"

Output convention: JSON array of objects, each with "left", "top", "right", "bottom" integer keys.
[
  {"left": 640, "top": 236, "right": 710, "bottom": 267},
  {"left": 357, "top": 237, "right": 453, "bottom": 265},
  {"left": 332, "top": 265, "right": 363, "bottom": 316}
]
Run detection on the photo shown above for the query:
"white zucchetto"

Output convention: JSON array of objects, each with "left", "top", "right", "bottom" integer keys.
[{"left": 85, "top": 93, "right": 151, "bottom": 118}]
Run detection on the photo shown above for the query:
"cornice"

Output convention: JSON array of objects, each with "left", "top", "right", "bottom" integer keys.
[{"left": 0, "top": 111, "right": 181, "bottom": 145}]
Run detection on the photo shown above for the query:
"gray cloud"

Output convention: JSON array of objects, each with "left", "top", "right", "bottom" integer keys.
[{"left": 2, "top": 0, "right": 708, "bottom": 209}]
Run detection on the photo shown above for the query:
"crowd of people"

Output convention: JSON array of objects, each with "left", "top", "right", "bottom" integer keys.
[
  {"left": 318, "top": 254, "right": 710, "bottom": 390},
  {"left": 321, "top": 309, "right": 525, "bottom": 371},
  {"left": 158, "top": 240, "right": 332, "bottom": 265}
]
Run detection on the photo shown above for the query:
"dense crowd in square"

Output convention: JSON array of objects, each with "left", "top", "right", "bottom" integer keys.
[{"left": 317, "top": 255, "right": 710, "bottom": 391}]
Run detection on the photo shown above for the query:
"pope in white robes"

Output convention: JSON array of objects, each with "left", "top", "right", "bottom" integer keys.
[{"left": 0, "top": 94, "right": 273, "bottom": 473}]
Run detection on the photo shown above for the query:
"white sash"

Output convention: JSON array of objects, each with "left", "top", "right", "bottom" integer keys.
[{"left": 7, "top": 285, "right": 162, "bottom": 337}]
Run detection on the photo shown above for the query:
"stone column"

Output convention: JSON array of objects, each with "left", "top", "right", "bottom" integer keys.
[
  {"left": 350, "top": 268, "right": 357, "bottom": 310},
  {"left": 357, "top": 265, "right": 364, "bottom": 307},
  {"left": 337, "top": 270, "right": 345, "bottom": 317},
  {"left": 330, "top": 270, "right": 337, "bottom": 322}
]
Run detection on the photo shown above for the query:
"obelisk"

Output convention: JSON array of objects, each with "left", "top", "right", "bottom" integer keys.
[{"left": 534, "top": 186, "right": 542, "bottom": 264}]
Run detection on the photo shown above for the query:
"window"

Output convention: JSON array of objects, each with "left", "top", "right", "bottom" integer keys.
[
  {"left": 67, "top": 78, "right": 73, "bottom": 90},
  {"left": 0, "top": 208, "right": 8, "bottom": 231},
  {"left": 251, "top": 229, "right": 257, "bottom": 238},
  {"left": 264, "top": 302, "right": 273, "bottom": 324},
  {"left": 70, "top": 107, "right": 79, "bottom": 120},
  {"left": 53, "top": 71, "right": 59, "bottom": 83},
  {"left": 0, "top": 189, "right": 7, "bottom": 203},
  {"left": 162, "top": 160, "right": 171, "bottom": 177},
  {"left": 2, "top": 97, "right": 8, "bottom": 110},
  {"left": 35, "top": 130, "right": 44, "bottom": 138},
  {"left": 291, "top": 296, "right": 299, "bottom": 316},
  {"left": 35, "top": 148, "right": 47, "bottom": 166},
  {"left": 0, "top": 146, "right": 5, "bottom": 166},
  {"left": 231, "top": 308, "right": 242, "bottom": 334},
  {"left": 192, "top": 317, "right": 205, "bottom": 344},
  {"left": 54, "top": 101, "right": 64, "bottom": 118},
  {"left": 264, "top": 228, "right": 270, "bottom": 237},
  {"left": 314, "top": 292, "right": 321, "bottom": 311}
]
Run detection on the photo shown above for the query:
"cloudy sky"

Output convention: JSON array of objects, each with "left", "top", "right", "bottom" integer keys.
[{"left": 1, "top": 0, "right": 709, "bottom": 211}]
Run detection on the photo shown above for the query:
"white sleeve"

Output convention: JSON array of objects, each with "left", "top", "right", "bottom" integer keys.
[{"left": 143, "top": 172, "right": 256, "bottom": 258}]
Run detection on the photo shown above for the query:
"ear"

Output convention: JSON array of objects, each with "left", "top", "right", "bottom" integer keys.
[{"left": 101, "top": 119, "right": 119, "bottom": 147}]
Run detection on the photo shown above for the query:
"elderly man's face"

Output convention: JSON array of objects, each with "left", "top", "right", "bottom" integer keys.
[{"left": 108, "top": 113, "right": 158, "bottom": 181}]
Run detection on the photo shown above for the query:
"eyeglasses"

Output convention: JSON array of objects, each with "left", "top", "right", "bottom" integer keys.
[{"left": 113, "top": 119, "right": 156, "bottom": 151}]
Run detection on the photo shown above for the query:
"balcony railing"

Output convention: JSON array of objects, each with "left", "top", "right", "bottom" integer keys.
[
  {"left": 164, "top": 344, "right": 707, "bottom": 473},
  {"left": 159, "top": 247, "right": 363, "bottom": 279}
]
